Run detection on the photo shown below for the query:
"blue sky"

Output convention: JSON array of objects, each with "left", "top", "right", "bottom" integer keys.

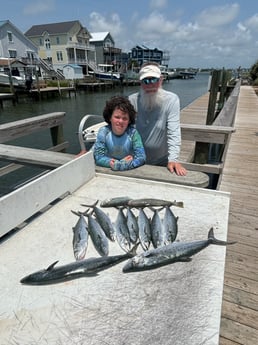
[{"left": 2, "top": 0, "right": 258, "bottom": 68}]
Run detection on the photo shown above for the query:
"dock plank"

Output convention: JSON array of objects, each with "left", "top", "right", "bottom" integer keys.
[{"left": 219, "top": 86, "right": 258, "bottom": 344}]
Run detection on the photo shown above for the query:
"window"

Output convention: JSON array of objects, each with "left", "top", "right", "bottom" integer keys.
[
  {"left": 56, "top": 51, "right": 63, "bottom": 61},
  {"left": 45, "top": 38, "right": 51, "bottom": 49},
  {"left": 9, "top": 50, "right": 17, "bottom": 58},
  {"left": 7, "top": 31, "right": 13, "bottom": 42},
  {"left": 56, "top": 37, "right": 60, "bottom": 44},
  {"left": 39, "top": 38, "right": 43, "bottom": 46}
]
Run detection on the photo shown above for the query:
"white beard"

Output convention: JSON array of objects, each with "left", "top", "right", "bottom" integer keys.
[{"left": 139, "top": 87, "right": 164, "bottom": 111}]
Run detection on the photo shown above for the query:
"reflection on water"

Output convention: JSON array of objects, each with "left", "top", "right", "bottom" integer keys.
[{"left": 0, "top": 73, "right": 210, "bottom": 195}]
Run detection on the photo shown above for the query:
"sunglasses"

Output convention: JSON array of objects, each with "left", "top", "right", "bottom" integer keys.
[{"left": 141, "top": 77, "right": 160, "bottom": 85}]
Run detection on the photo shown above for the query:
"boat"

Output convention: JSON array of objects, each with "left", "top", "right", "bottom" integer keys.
[
  {"left": 179, "top": 70, "right": 197, "bottom": 79},
  {"left": 89, "top": 64, "right": 123, "bottom": 81},
  {"left": 0, "top": 72, "right": 25, "bottom": 87}
]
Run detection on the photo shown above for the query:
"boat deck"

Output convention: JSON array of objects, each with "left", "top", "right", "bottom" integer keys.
[
  {"left": 218, "top": 86, "right": 258, "bottom": 344},
  {"left": 0, "top": 153, "right": 231, "bottom": 345}
]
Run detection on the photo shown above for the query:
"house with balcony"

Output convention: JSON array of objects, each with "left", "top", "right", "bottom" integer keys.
[
  {"left": 129, "top": 45, "right": 164, "bottom": 67},
  {"left": 89, "top": 32, "right": 123, "bottom": 71},
  {"left": 25, "top": 20, "right": 95, "bottom": 77},
  {"left": 0, "top": 20, "right": 38, "bottom": 79}
]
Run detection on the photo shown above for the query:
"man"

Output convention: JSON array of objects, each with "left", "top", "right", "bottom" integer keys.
[{"left": 129, "top": 62, "right": 187, "bottom": 176}]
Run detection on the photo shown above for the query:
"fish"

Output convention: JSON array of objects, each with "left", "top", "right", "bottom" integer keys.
[
  {"left": 137, "top": 208, "right": 152, "bottom": 251},
  {"left": 163, "top": 206, "right": 178, "bottom": 244},
  {"left": 150, "top": 208, "right": 164, "bottom": 248},
  {"left": 20, "top": 253, "right": 134, "bottom": 285},
  {"left": 100, "top": 196, "right": 132, "bottom": 208},
  {"left": 84, "top": 212, "right": 109, "bottom": 257},
  {"left": 123, "top": 227, "right": 236, "bottom": 273},
  {"left": 115, "top": 208, "right": 132, "bottom": 253},
  {"left": 127, "top": 198, "right": 184, "bottom": 208},
  {"left": 126, "top": 207, "right": 139, "bottom": 244},
  {"left": 81, "top": 201, "right": 115, "bottom": 242},
  {"left": 71, "top": 211, "right": 89, "bottom": 261}
]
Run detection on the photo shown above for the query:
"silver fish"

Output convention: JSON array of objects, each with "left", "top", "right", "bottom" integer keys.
[
  {"left": 115, "top": 208, "right": 131, "bottom": 253},
  {"left": 81, "top": 201, "right": 115, "bottom": 242},
  {"left": 163, "top": 206, "right": 178, "bottom": 245},
  {"left": 100, "top": 196, "right": 132, "bottom": 208},
  {"left": 71, "top": 211, "right": 89, "bottom": 261},
  {"left": 138, "top": 208, "right": 151, "bottom": 251},
  {"left": 84, "top": 212, "right": 109, "bottom": 257},
  {"left": 123, "top": 227, "right": 236, "bottom": 272},
  {"left": 127, "top": 198, "right": 184, "bottom": 208},
  {"left": 126, "top": 207, "right": 139, "bottom": 244},
  {"left": 20, "top": 253, "right": 134, "bottom": 285},
  {"left": 150, "top": 208, "right": 164, "bottom": 248}
]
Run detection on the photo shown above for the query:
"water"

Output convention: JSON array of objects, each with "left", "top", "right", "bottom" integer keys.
[{"left": 0, "top": 72, "right": 210, "bottom": 195}]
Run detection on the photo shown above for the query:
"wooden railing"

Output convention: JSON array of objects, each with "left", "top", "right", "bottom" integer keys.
[{"left": 0, "top": 112, "right": 74, "bottom": 176}]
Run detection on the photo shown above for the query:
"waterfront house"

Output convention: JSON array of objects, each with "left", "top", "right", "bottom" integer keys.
[
  {"left": 89, "top": 32, "right": 123, "bottom": 71},
  {"left": 129, "top": 44, "right": 167, "bottom": 67},
  {"left": 25, "top": 20, "right": 95, "bottom": 77},
  {"left": 0, "top": 20, "right": 38, "bottom": 79}
]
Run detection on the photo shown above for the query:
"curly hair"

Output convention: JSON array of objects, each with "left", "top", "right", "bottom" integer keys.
[{"left": 103, "top": 96, "right": 136, "bottom": 125}]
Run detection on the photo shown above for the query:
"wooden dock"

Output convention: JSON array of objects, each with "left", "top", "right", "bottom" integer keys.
[
  {"left": 178, "top": 86, "right": 258, "bottom": 343},
  {"left": 217, "top": 86, "right": 258, "bottom": 344}
]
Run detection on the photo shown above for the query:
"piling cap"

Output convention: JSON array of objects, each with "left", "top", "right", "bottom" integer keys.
[{"left": 139, "top": 64, "right": 161, "bottom": 80}]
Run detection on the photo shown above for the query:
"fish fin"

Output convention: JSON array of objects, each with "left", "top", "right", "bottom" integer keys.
[
  {"left": 172, "top": 201, "right": 184, "bottom": 208},
  {"left": 46, "top": 260, "right": 59, "bottom": 271},
  {"left": 208, "top": 227, "right": 237, "bottom": 245}
]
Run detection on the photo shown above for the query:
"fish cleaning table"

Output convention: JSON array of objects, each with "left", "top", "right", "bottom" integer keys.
[{"left": 0, "top": 152, "right": 230, "bottom": 345}]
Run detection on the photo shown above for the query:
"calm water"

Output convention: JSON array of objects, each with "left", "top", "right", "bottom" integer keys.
[{"left": 0, "top": 72, "right": 210, "bottom": 195}]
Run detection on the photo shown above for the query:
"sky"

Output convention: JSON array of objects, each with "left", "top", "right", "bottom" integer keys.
[{"left": 1, "top": 0, "right": 258, "bottom": 69}]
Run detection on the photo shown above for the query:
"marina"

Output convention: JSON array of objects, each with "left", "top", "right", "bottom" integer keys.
[{"left": 0, "top": 77, "right": 257, "bottom": 344}]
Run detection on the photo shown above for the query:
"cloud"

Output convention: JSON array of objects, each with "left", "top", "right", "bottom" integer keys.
[
  {"left": 136, "top": 12, "right": 178, "bottom": 40},
  {"left": 245, "top": 13, "right": 258, "bottom": 31},
  {"left": 196, "top": 3, "right": 239, "bottom": 27},
  {"left": 23, "top": 0, "right": 55, "bottom": 15},
  {"left": 150, "top": 0, "right": 167, "bottom": 10},
  {"left": 89, "top": 12, "right": 123, "bottom": 36}
]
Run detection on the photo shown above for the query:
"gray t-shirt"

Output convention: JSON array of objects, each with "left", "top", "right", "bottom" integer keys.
[{"left": 129, "top": 89, "right": 181, "bottom": 165}]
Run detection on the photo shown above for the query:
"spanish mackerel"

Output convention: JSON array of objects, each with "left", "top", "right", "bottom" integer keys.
[
  {"left": 84, "top": 212, "right": 109, "bottom": 256},
  {"left": 115, "top": 208, "right": 131, "bottom": 253},
  {"left": 123, "top": 228, "right": 236, "bottom": 272},
  {"left": 150, "top": 208, "right": 164, "bottom": 248},
  {"left": 138, "top": 208, "right": 151, "bottom": 251},
  {"left": 163, "top": 206, "right": 178, "bottom": 244},
  {"left": 20, "top": 253, "right": 134, "bottom": 285},
  {"left": 100, "top": 196, "right": 132, "bottom": 208},
  {"left": 81, "top": 201, "right": 115, "bottom": 241},
  {"left": 71, "top": 211, "right": 89, "bottom": 261},
  {"left": 127, "top": 198, "right": 184, "bottom": 208}
]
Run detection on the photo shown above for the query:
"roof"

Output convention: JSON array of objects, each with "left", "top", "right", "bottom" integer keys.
[
  {"left": 0, "top": 58, "right": 27, "bottom": 67},
  {"left": 25, "top": 20, "right": 81, "bottom": 36},
  {"left": 89, "top": 32, "right": 111, "bottom": 42},
  {"left": 0, "top": 20, "right": 8, "bottom": 28}
]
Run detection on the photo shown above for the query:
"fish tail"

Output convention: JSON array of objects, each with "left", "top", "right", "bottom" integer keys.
[
  {"left": 208, "top": 227, "right": 236, "bottom": 245},
  {"left": 71, "top": 209, "right": 82, "bottom": 216},
  {"left": 172, "top": 201, "right": 184, "bottom": 208},
  {"left": 81, "top": 200, "right": 99, "bottom": 208},
  {"left": 127, "top": 242, "right": 140, "bottom": 257}
]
